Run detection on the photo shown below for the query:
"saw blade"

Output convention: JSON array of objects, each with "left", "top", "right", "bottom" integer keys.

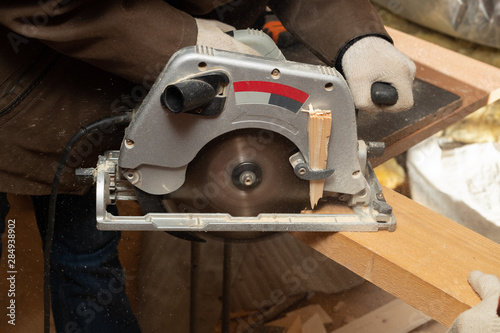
[{"left": 165, "top": 129, "right": 310, "bottom": 217}]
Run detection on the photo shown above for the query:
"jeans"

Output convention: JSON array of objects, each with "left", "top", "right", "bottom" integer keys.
[{"left": 1, "top": 190, "right": 141, "bottom": 333}]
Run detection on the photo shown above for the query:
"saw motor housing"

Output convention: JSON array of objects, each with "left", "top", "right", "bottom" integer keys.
[{"left": 92, "top": 38, "right": 396, "bottom": 233}]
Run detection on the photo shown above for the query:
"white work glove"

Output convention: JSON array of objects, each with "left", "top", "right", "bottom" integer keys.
[
  {"left": 342, "top": 37, "right": 416, "bottom": 113},
  {"left": 195, "top": 18, "right": 260, "bottom": 56},
  {"left": 447, "top": 271, "right": 500, "bottom": 333}
]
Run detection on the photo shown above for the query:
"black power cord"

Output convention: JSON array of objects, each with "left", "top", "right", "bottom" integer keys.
[{"left": 44, "top": 113, "right": 132, "bottom": 333}]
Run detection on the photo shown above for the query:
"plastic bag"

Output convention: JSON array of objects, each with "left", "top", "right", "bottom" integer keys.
[
  {"left": 407, "top": 138, "right": 500, "bottom": 243},
  {"left": 373, "top": 0, "right": 500, "bottom": 49}
]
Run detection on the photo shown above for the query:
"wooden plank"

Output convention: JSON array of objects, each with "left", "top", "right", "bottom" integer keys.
[
  {"left": 331, "top": 299, "right": 430, "bottom": 333},
  {"left": 370, "top": 27, "right": 500, "bottom": 166},
  {"left": 285, "top": 304, "right": 333, "bottom": 325},
  {"left": 266, "top": 304, "right": 333, "bottom": 329},
  {"left": 411, "top": 321, "right": 447, "bottom": 333},
  {"left": 307, "top": 107, "right": 332, "bottom": 208},
  {"left": 267, "top": 315, "right": 299, "bottom": 329},
  {"left": 302, "top": 313, "right": 328, "bottom": 333},
  {"left": 388, "top": 27, "right": 500, "bottom": 106},
  {"left": 286, "top": 316, "right": 302, "bottom": 333},
  {"left": 291, "top": 187, "right": 500, "bottom": 327}
]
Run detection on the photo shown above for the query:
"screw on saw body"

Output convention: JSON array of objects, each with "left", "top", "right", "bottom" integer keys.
[
  {"left": 124, "top": 170, "right": 140, "bottom": 185},
  {"left": 124, "top": 139, "right": 134, "bottom": 149},
  {"left": 271, "top": 68, "right": 280, "bottom": 79}
]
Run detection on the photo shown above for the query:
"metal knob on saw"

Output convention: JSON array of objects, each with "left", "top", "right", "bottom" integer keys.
[{"left": 371, "top": 82, "right": 398, "bottom": 106}]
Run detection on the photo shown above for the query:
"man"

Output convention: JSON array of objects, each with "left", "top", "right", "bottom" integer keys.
[
  {"left": 0, "top": 1, "right": 494, "bottom": 332},
  {"left": 0, "top": 0, "right": 414, "bottom": 195}
]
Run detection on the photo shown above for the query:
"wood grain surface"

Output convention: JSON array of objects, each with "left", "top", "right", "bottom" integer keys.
[{"left": 292, "top": 187, "right": 500, "bottom": 327}]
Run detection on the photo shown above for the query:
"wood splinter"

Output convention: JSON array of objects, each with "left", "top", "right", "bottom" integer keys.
[{"left": 306, "top": 104, "right": 332, "bottom": 208}]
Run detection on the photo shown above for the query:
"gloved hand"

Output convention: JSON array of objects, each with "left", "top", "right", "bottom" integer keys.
[
  {"left": 342, "top": 37, "right": 416, "bottom": 113},
  {"left": 195, "top": 18, "right": 260, "bottom": 56},
  {"left": 447, "top": 271, "right": 500, "bottom": 333}
]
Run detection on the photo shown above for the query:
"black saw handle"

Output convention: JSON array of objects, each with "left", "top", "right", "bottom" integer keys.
[{"left": 371, "top": 82, "right": 398, "bottom": 106}]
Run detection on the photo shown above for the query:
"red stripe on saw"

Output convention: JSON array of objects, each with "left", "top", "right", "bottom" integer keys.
[{"left": 233, "top": 81, "right": 309, "bottom": 103}]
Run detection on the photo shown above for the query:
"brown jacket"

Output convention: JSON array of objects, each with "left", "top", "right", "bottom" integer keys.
[{"left": 0, "top": 0, "right": 389, "bottom": 195}]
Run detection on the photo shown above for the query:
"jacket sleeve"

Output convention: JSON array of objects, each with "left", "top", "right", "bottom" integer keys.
[
  {"left": 268, "top": 0, "right": 392, "bottom": 69},
  {"left": 0, "top": 0, "right": 198, "bottom": 84}
]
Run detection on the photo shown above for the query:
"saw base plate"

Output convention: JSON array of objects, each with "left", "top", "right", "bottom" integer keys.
[{"left": 95, "top": 151, "right": 396, "bottom": 233}]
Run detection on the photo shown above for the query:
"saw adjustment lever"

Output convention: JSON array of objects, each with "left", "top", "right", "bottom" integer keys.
[{"left": 289, "top": 152, "right": 335, "bottom": 181}]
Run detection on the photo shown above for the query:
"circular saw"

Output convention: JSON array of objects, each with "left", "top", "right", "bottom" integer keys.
[{"left": 87, "top": 29, "right": 396, "bottom": 236}]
